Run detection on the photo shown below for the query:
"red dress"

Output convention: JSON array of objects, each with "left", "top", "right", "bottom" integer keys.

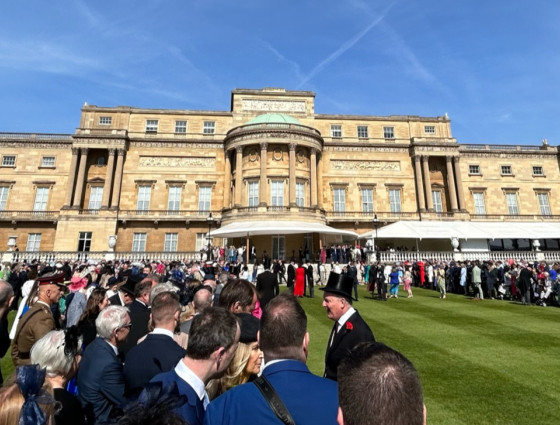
[{"left": 294, "top": 267, "right": 305, "bottom": 297}]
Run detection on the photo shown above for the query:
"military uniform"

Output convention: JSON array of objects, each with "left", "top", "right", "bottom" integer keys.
[{"left": 11, "top": 301, "right": 56, "bottom": 366}]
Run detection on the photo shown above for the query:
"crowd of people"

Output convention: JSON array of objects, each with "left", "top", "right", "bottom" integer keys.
[{"left": 0, "top": 255, "right": 428, "bottom": 425}]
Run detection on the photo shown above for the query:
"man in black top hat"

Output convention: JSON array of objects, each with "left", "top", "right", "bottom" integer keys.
[{"left": 320, "top": 271, "right": 375, "bottom": 381}]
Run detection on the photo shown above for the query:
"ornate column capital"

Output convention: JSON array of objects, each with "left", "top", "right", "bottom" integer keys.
[
  {"left": 80, "top": 147, "right": 89, "bottom": 155},
  {"left": 117, "top": 149, "right": 126, "bottom": 156},
  {"left": 260, "top": 142, "right": 268, "bottom": 150},
  {"left": 289, "top": 143, "right": 297, "bottom": 152},
  {"left": 236, "top": 146, "right": 244, "bottom": 154},
  {"left": 71, "top": 147, "right": 80, "bottom": 155},
  {"left": 108, "top": 148, "right": 117, "bottom": 156},
  {"left": 310, "top": 148, "right": 317, "bottom": 156}
]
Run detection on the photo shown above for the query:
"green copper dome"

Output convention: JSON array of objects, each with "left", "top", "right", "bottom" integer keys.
[{"left": 246, "top": 113, "right": 302, "bottom": 125}]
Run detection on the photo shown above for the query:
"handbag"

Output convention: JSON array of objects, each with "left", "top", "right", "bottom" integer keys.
[{"left": 253, "top": 375, "right": 296, "bottom": 425}]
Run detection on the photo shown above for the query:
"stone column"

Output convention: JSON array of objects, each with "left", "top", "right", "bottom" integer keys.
[
  {"left": 259, "top": 143, "right": 268, "bottom": 206},
  {"left": 316, "top": 153, "right": 323, "bottom": 209},
  {"left": 422, "top": 156, "right": 433, "bottom": 211},
  {"left": 64, "top": 148, "right": 79, "bottom": 208},
  {"left": 72, "top": 148, "right": 89, "bottom": 208},
  {"left": 453, "top": 156, "right": 466, "bottom": 211},
  {"left": 446, "top": 156, "right": 459, "bottom": 212},
  {"left": 223, "top": 150, "right": 231, "bottom": 208},
  {"left": 414, "top": 156, "right": 426, "bottom": 212},
  {"left": 101, "top": 149, "right": 116, "bottom": 209},
  {"left": 234, "top": 146, "right": 243, "bottom": 207},
  {"left": 110, "top": 149, "right": 125, "bottom": 209},
  {"left": 310, "top": 148, "right": 318, "bottom": 207},
  {"left": 289, "top": 143, "right": 296, "bottom": 207}
]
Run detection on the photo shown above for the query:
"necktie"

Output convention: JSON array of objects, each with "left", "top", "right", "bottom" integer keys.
[{"left": 328, "top": 322, "right": 339, "bottom": 347}]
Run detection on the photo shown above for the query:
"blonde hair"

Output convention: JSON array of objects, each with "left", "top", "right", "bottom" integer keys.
[
  {"left": 0, "top": 381, "right": 55, "bottom": 425},
  {"left": 206, "top": 342, "right": 253, "bottom": 400}
]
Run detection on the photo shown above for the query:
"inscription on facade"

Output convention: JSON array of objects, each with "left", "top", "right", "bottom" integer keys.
[
  {"left": 331, "top": 160, "right": 401, "bottom": 171},
  {"left": 139, "top": 156, "right": 215, "bottom": 168},
  {"left": 242, "top": 99, "right": 306, "bottom": 113}
]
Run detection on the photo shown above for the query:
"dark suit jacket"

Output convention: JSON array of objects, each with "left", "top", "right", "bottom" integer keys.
[
  {"left": 108, "top": 293, "right": 124, "bottom": 307},
  {"left": 204, "top": 360, "right": 339, "bottom": 425},
  {"left": 124, "top": 333, "right": 186, "bottom": 399},
  {"left": 120, "top": 299, "right": 150, "bottom": 356},
  {"left": 256, "top": 270, "right": 279, "bottom": 308},
  {"left": 148, "top": 367, "right": 206, "bottom": 425},
  {"left": 287, "top": 264, "right": 296, "bottom": 287},
  {"left": 324, "top": 310, "right": 375, "bottom": 381},
  {"left": 77, "top": 337, "right": 126, "bottom": 425}
]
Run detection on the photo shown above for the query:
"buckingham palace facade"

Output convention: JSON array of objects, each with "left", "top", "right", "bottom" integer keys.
[{"left": 1, "top": 87, "right": 559, "bottom": 259}]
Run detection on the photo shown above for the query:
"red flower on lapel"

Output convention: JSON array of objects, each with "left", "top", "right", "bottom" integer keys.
[{"left": 346, "top": 322, "right": 353, "bottom": 331}]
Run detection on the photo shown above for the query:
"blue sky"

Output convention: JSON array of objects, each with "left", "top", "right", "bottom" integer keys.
[{"left": 1, "top": 0, "right": 559, "bottom": 145}]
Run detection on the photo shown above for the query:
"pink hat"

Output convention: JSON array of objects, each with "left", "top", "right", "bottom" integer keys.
[{"left": 68, "top": 276, "right": 88, "bottom": 292}]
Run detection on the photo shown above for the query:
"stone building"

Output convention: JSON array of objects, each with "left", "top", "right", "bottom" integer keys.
[{"left": 1, "top": 87, "right": 559, "bottom": 259}]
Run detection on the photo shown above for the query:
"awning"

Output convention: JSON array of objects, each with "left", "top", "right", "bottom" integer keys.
[
  {"left": 209, "top": 220, "right": 359, "bottom": 238},
  {"left": 358, "top": 221, "right": 560, "bottom": 240}
]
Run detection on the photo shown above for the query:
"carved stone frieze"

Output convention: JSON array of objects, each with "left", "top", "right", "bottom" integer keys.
[
  {"left": 229, "top": 131, "right": 319, "bottom": 145},
  {"left": 0, "top": 142, "right": 69, "bottom": 149},
  {"left": 241, "top": 99, "right": 306, "bottom": 113},
  {"left": 132, "top": 141, "right": 223, "bottom": 149},
  {"left": 324, "top": 146, "right": 406, "bottom": 153},
  {"left": 460, "top": 152, "right": 556, "bottom": 159},
  {"left": 330, "top": 160, "right": 401, "bottom": 171},
  {"left": 139, "top": 156, "right": 215, "bottom": 168},
  {"left": 73, "top": 138, "right": 127, "bottom": 147}
]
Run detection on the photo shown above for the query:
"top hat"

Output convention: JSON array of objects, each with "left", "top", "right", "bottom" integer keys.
[
  {"left": 120, "top": 274, "right": 142, "bottom": 296},
  {"left": 319, "top": 271, "right": 354, "bottom": 299}
]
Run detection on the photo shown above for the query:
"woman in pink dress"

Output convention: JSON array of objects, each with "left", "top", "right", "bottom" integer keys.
[{"left": 294, "top": 264, "right": 305, "bottom": 297}]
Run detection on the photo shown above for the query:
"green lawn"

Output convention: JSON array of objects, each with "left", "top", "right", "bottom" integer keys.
[{"left": 3, "top": 286, "right": 559, "bottom": 424}]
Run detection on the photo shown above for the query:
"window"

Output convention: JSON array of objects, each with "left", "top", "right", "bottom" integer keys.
[
  {"left": 41, "top": 156, "right": 55, "bottom": 167},
  {"left": 361, "top": 188, "right": 374, "bottom": 212},
  {"left": 357, "top": 126, "right": 368, "bottom": 138},
  {"left": 537, "top": 193, "right": 551, "bottom": 216},
  {"left": 499, "top": 165, "right": 512, "bottom": 175},
  {"left": 132, "top": 233, "right": 147, "bottom": 252},
  {"left": 473, "top": 192, "right": 486, "bottom": 215},
  {"left": 383, "top": 127, "right": 394, "bottom": 139},
  {"left": 198, "top": 186, "right": 211, "bottom": 211},
  {"left": 78, "top": 232, "right": 92, "bottom": 252},
  {"left": 26, "top": 233, "right": 41, "bottom": 252},
  {"left": 33, "top": 187, "right": 49, "bottom": 211},
  {"left": 271, "top": 181, "right": 284, "bottom": 207},
  {"left": 2, "top": 155, "right": 16, "bottom": 167},
  {"left": 432, "top": 190, "right": 443, "bottom": 212},
  {"left": 196, "top": 233, "right": 207, "bottom": 251},
  {"left": 164, "top": 233, "right": 178, "bottom": 252},
  {"left": 248, "top": 181, "right": 259, "bottom": 207},
  {"left": 88, "top": 187, "right": 103, "bottom": 210},
  {"left": 533, "top": 166, "right": 544, "bottom": 176},
  {"left": 137, "top": 185, "right": 151, "bottom": 211},
  {"left": 331, "top": 125, "right": 342, "bottom": 138},
  {"left": 203, "top": 121, "right": 215, "bottom": 134},
  {"left": 145, "top": 120, "right": 159, "bottom": 133},
  {"left": 99, "top": 116, "right": 112, "bottom": 125},
  {"left": 0, "top": 186, "right": 9, "bottom": 211},
  {"left": 389, "top": 189, "right": 401, "bottom": 213},
  {"left": 296, "top": 182, "right": 305, "bottom": 207},
  {"left": 506, "top": 192, "right": 519, "bottom": 215},
  {"left": 168, "top": 186, "right": 182, "bottom": 211},
  {"left": 272, "top": 236, "right": 286, "bottom": 260},
  {"left": 175, "top": 120, "right": 187, "bottom": 133},
  {"left": 424, "top": 125, "right": 436, "bottom": 134},
  {"left": 469, "top": 165, "right": 480, "bottom": 175},
  {"left": 333, "top": 188, "right": 346, "bottom": 212}
]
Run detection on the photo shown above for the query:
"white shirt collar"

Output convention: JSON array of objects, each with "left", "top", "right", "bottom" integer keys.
[
  {"left": 174, "top": 360, "right": 209, "bottom": 408},
  {"left": 336, "top": 307, "right": 356, "bottom": 332},
  {"left": 152, "top": 328, "right": 174, "bottom": 339},
  {"left": 105, "top": 340, "right": 119, "bottom": 356}
]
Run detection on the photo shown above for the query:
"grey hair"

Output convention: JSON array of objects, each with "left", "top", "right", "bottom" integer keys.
[
  {"left": 150, "top": 282, "right": 179, "bottom": 304},
  {"left": 30, "top": 330, "right": 83, "bottom": 378},
  {"left": 95, "top": 305, "right": 129, "bottom": 340}
]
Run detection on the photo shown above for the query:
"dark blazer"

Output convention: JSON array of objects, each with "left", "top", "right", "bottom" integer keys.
[
  {"left": 287, "top": 263, "right": 296, "bottom": 287},
  {"left": 324, "top": 310, "right": 375, "bottom": 381},
  {"left": 120, "top": 299, "right": 150, "bottom": 356},
  {"left": 256, "top": 270, "right": 279, "bottom": 308},
  {"left": 204, "top": 360, "right": 339, "bottom": 425},
  {"left": 77, "top": 337, "right": 126, "bottom": 425},
  {"left": 124, "top": 333, "right": 186, "bottom": 399},
  {"left": 108, "top": 293, "right": 124, "bottom": 307},
  {"left": 148, "top": 367, "right": 206, "bottom": 425},
  {"left": 305, "top": 264, "right": 314, "bottom": 284}
]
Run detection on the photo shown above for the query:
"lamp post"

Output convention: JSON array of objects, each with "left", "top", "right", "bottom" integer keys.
[
  {"left": 373, "top": 214, "right": 379, "bottom": 262},
  {"left": 206, "top": 212, "right": 215, "bottom": 261}
]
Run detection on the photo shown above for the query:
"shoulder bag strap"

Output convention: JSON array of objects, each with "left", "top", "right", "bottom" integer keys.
[{"left": 253, "top": 375, "right": 296, "bottom": 425}]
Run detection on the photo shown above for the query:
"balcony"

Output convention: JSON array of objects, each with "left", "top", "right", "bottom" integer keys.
[
  {"left": 0, "top": 210, "right": 59, "bottom": 223},
  {"left": 325, "top": 211, "right": 420, "bottom": 223},
  {"left": 117, "top": 209, "right": 219, "bottom": 224},
  {"left": 221, "top": 205, "right": 325, "bottom": 224}
]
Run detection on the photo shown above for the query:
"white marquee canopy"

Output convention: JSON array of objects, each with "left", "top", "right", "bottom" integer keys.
[{"left": 359, "top": 221, "right": 560, "bottom": 240}]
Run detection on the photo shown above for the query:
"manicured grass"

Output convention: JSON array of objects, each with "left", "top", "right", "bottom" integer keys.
[
  {"left": 298, "top": 285, "right": 560, "bottom": 425},
  {"left": 3, "top": 286, "right": 559, "bottom": 424}
]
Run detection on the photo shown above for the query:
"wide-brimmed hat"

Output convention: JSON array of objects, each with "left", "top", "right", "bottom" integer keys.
[
  {"left": 68, "top": 276, "right": 88, "bottom": 292},
  {"left": 319, "top": 271, "right": 354, "bottom": 299}
]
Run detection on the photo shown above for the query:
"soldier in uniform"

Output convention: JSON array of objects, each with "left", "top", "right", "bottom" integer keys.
[{"left": 11, "top": 271, "right": 66, "bottom": 366}]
